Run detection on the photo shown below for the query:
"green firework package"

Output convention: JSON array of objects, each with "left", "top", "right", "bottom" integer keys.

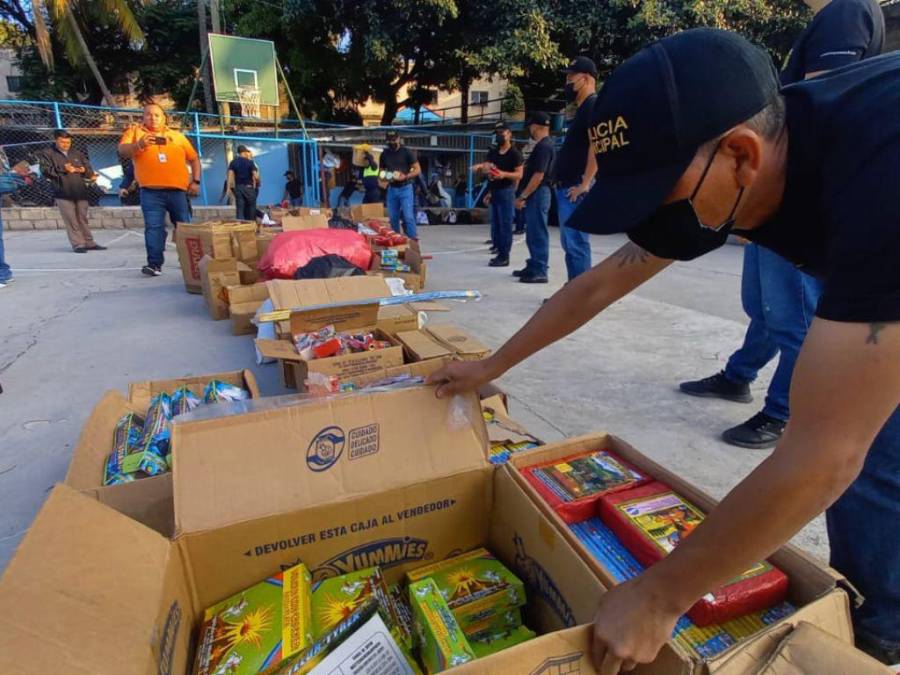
[
  {"left": 171, "top": 386, "right": 202, "bottom": 417},
  {"left": 102, "top": 413, "right": 145, "bottom": 485},
  {"left": 204, "top": 379, "right": 250, "bottom": 404},
  {"left": 409, "top": 578, "right": 475, "bottom": 673},
  {"left": 194, "top": 562, "right": 313, "bottom": 675}
]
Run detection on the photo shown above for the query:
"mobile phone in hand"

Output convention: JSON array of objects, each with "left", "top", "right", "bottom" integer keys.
[{"left": 154, "top": 136, "right": 167, "bottom": 145}]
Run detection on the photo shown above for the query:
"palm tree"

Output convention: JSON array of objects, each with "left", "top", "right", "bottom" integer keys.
[{"left": 31, "top": 0, "right": 145, "bottom": 106}]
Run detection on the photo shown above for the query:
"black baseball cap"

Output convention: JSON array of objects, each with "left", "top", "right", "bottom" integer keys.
[
  {"left": 385, "top": 129, "right": 399, "bottom": 139},
  {"left": 567, "top": 29, "right": 780, "bottom": 237},
  {"left": 561, "top": 56, "right": 598, "bottom": 79},
  {"left": 493, "top": 121, "right": 509, "bottom": 131},
  {"left": 527, "top": 111, "right": 551, "bottom": 127},
  {"left": 236, "top": 144, "right": 249, "bottom": 153},
  {"left": 53, "top": 129, "right": 71, "bottom": 139}
]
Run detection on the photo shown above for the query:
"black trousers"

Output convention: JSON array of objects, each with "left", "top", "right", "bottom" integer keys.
[{"left": 234, "top": 184, "right": 258, "bottom": 221}]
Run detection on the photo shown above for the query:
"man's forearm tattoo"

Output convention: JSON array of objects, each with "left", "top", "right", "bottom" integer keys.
[
  {"left": 866, "top": 322, "right": 887, "bottom": 345},
  {"left": 612, "top": 243, "right": 651, "bottom": 268}
]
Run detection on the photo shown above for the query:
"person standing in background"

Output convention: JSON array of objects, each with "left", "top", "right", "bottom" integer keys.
[
  {"left": 283, "top": 170, "right": 304, "bottom": 207},
  {"left": 678, "top": 0, "right": 885, "bottom": 449},
  {"left": 227, "top": 145, "right": 260, "bottom": 221},
  {"left": 361, "top": 150, "right": 381, "bottom": 204},
  {"left": 471, "top": 122, "right": 523, "bottom": 267},
  {"left": 38, "top": 130, "right": 106, "bottom": 254},
  {"left": 555, "top": 56, "right": 598, "bottom": 281},
  {"left": 118, "top": 103, "right": 201, "bottom": 277},
  {"left": 514, "top": 112, "right": 556, "bottom": 284},
  {"left": 380, "top": 130, "right": 421, "bottom": 239},
  {"left": 119, "top": 159, "right": 140, "bottom": 206}
]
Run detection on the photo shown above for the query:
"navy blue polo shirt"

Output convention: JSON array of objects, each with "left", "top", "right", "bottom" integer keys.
[
  {"left": 228, "top": 156, "right": 257, "bottom": 185},
  {"left": 738, "top": 53, "right": 900, "bottom": 322}
]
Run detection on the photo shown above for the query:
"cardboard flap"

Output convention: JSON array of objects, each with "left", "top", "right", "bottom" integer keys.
[
  {"left": 396, "top": 329, "right": 452, "bottom": 361},
  {"left": 255, "top": 338, "right": 304, "bottom": 362},
  {"left": 281, "top": 214, "right": 329, "bottom": 231},
  {"left": 84, "top": 473, "right": 175, "bottom": 538},
  {"left": 128, "top": 369, "right": 259, "bottom": 411},
  {"left": 0, "top": 485, "right": 177, "bottom": 674},
  {"left": 427, "top": 324, "right": 490, "bottom": 357},
  {"left": 172, "top": 387, "right": 490, "bottom": 534},
  {"left": 226, "top": 282, "right": 269, "bottom": 305},
  {"left": 451, "top": 626, "right": 597, "bottom": 674},
  {"left": 266, "top": 276, "right": 390, "bottom": 311},
  {"left": 754, "top": 622, "right": 891, "bottom": 675},
  {"left": 65, "top": 390, "right": 139, "bottom": 490},
  {"left": 289, "top": 301, "right": 381, "bottom": 335}
]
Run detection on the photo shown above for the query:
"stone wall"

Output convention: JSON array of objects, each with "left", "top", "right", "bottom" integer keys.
[{"left": 1, "top": 205, "right": 236, "bottom": 231}]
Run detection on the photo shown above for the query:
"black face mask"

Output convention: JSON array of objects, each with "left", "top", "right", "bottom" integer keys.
[
  {"left": 628, "top": 142, "right": 744, "bottom": 261},
  {"left": 564, "top": 81, "right": 578, "bottom": 103}
]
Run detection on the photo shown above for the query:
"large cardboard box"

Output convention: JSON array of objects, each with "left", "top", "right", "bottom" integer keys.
[
  {"left": 255, "top": 300, "right": 405, "bottom": 390},
  {"left": 226, "top": 282, "right": 269, "bottom": 335},
  {"left": 350, "top": 202, "right": 386, "bottom": 221},
  {"left": 64, "top": 370, "right": 261, "bottom": 520},
  {"left": 175, "top": 221, "right": 258, "bottom": 293},
  {"left": 397, "top": 324, "right": 491, "bottom": 362},
  {"left": 0, "top": 387, "right": 608, "bottom": 674},
  {"left": 198, "top": 256, "right": 253, "bottom": 321},
  {"left": 281, "top": 210, "right": 330, "bottom": 231},
  {"left": 507, "top": 434, "right": 859, "bottom": 674}
]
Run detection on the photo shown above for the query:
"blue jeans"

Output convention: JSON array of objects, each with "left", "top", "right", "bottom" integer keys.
[
  {"left": 556, "top": 187, "right": 592, "bottom": 280},
  {"left": 724, "top": 244, "right": 822, "bottom": 421},
  {"left": 140, "top": 188, "right": 191, "bottom": 268},
  {"left": 290, "top": 197, "right": 304, "bottom": 207},
  {"left": 490, "top": 186, "right": 515, "bottom": 258},
  {"left": 387, "top": 183, "right": 417, "bottom": 238},
  {"left": 524, "top": 186, "right": 551, "bottom": 277},
  {"left": 0, "top": 209, "right": 11, "bottom": 283},
  {"left": 828, "top": 405, "right": 900, "bottom": 650}
]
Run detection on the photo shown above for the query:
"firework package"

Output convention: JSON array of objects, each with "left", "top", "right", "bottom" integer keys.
[
  {"left": 598, "top": 481, "right": 789, "bottom": 626},
  {"left": 100, "top": 380, "right": 250, "bottom": 486},
  {"left": 194, "top": 563, "right": 313, "bottom": 675},
  {"left": 293, "top": 324, "right": 393, "bottom": 361},
  {"left": 522, "top": 449, "right": 648, "bottom": 523}
]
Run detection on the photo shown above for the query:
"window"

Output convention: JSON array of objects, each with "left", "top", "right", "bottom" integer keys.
[
  {"left": 6, "top": 76, "right": 22, "bottom": 93},
  {"left": 471, "top": 90, "right": 488, "bottom": 106}
]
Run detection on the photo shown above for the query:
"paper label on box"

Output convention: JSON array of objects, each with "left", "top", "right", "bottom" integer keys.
[{"left": 308, "top": 612, "right": 413, "bottom": 675}]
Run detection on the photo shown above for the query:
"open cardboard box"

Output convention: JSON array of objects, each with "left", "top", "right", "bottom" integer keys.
[
  {"left": 396, "top": 324, "right": 492, "bottom": 363},
  {"left": 350, "top": 202, "right": 386, "bottom": 221},
  {"left": 506, "top": 434, "right": 859, "bottom": 674},
  {"left": 198, "top": 256, "right": 256, "bottom": 321},
  {"left": 256, "top": 299, "right": 405, "bottom": 391},
  {"left": 369, "top": 245, "right": 428, "bottom": 291},
  {"left": 64, "top": 370, "right": 260, "bottom": 529},
  {"left": 281, "top": 211, "right": 330, "bottom": 231},
  {"left": 0, "top": 386, "right": 608, "bottom": 674},
  {"left": 226, "top": 282, "right": 269, "bottom": 335},
  {"left": 175, "top": 221, "right": 259, "bottom": 294}
]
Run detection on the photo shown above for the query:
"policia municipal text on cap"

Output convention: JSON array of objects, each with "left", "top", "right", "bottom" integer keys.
[{"left": 430, "top": 28, "right": 900, "bottom": 669}]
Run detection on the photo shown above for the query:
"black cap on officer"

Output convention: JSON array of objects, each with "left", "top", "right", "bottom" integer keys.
[
  {"left": 561, "top": 56, "right": 598, "bottom": 79},
  {"left": 493, "top": 121, "right": 509, "bottom": 132},
  {"left": 566, "top": 29, "right": 780, "bottom": 237},
  {"left": 527, "top": 111, "right": 551, "bottom": 127}
]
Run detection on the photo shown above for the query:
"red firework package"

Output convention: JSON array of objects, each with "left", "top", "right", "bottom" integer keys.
[
  {"left": 521, "top": 449, "right": 649, "bottom": 523},
  {"left": 598, "top": 481, "right": 789, "bottom": 625},
  {"left": 259, "top": 230, "right": 372, "bottom": 279}
]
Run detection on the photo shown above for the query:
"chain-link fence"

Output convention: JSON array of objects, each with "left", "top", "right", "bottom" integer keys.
[{"left": 0, "top": 98, "right": 498, "bottom": 211}]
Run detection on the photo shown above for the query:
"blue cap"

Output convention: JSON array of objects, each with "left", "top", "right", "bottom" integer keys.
[{"left": 567, "top": 29, "right": 780, "bottom": 237}]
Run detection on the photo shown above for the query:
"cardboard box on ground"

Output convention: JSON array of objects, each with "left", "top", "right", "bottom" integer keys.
[
  {"left": 351, "top": 202, "right": 386, "bottom": 221},
  {"left": 369, "top": 245, "right": 428, "bottom": 292},
  {"left": 199, "top": 256, "right": 258, "bottom": 321},
  {"left": 506, "top": 434, "right": 861, "bottom": 675},
  {"left": 63, "top": 369, "right": 260, "bottom": 533},
  {"left": 175, "top": 221, "right": 259, "bottom": 294},
  {"left": 396, "top": 325, "right": 491, "bottom": 363},
  {"left": 226, "top": 282, "right": 269, "bottom": 335},
  {"left": 281, "top": 208, "right": 331, "bottom": 232},
  {"left": 0, "top": 387, "right": 607, "bottom": 675}
]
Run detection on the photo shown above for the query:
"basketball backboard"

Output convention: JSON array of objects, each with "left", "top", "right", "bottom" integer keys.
[{"left": 208, "top": 33, "right": 279, "bottom": 107}]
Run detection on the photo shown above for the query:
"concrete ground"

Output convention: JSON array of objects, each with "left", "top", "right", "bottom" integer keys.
[{"left": 0, "top": 224, "right": 828, "bottom": 573}]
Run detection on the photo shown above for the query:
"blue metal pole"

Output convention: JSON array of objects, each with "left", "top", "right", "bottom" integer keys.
[
  {"left": 466, "top": 134, "right": 474, "bottom": 208},
  {"left": 193, "top": 113, "right": 209, "bottom": 206},
  {"left": 53, "top": 102, "right": 63, "bottom": 129}
]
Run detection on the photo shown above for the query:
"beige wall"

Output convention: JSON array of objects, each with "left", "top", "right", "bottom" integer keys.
[
  {"left": 0, "top": 49, "right": 22, "bottom": 100},
  {"left": 358, "top": 73, "right": 509, "bottom": 124}
]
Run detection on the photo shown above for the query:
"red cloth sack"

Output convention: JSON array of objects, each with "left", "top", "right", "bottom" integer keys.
[{"left": 259, "top": 229, "right": 373, "bottom": 279}]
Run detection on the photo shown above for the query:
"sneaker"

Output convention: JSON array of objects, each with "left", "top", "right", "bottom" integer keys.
[
  {"left": 520, "top": 274, "right": 548, "bottom": 284},
  {"left": 721, "top": 411, "right": 786, "bottom": 449},
  {"left": 488, "top": 256, "right": 510, "bottom": 267},
  {"left": 73, "top": 246, "right": 87, "bottom": 253},
  {"left": 141, "top": 265, "right": 162, "bottom": 277},
  {"left": 679, "top": 371, "right": 752, "bottom": 403},
  {"left": 86, "top": 244, "right": 108, "bottom": 250}
]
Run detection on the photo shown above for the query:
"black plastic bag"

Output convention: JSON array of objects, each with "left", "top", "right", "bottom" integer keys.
[{"left": 293, "top": 254, "right": 367, "bottom": 280}]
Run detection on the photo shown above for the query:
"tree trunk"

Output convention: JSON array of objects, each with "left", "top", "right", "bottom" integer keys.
[
  {"left": 381, "top": 95, "right": 400, "bottom": 126},
  {"left": 460, "top": 75, "right": 470, "bottom": 124},
  {"left": 64, "top": 4, "right": 114, "bottom": 106},
  {"left": 197, "top": 0, "right": 215, "bottom": 113}
]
